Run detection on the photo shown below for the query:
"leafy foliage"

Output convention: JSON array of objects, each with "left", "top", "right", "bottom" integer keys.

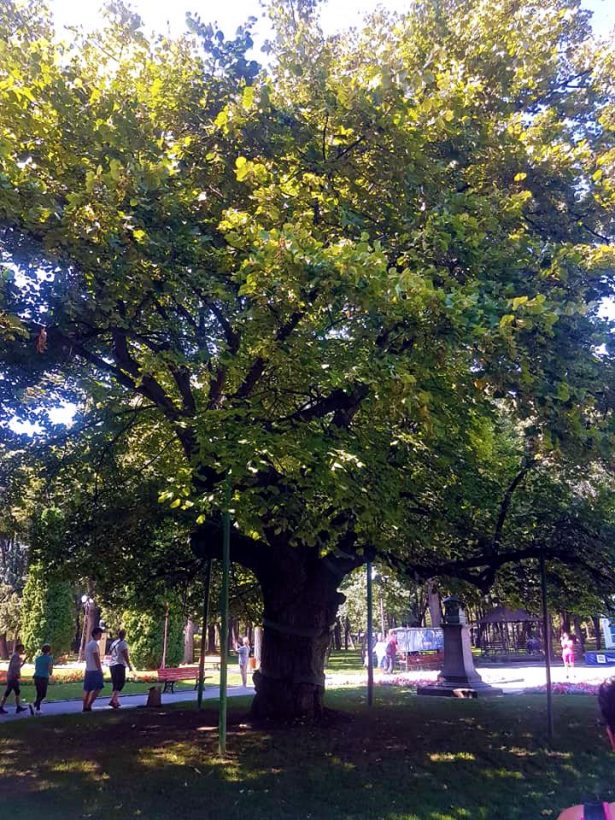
[
  {"left": 122, "top": 604, "right": 184, "bottom": 669},
  {"left": 20, "top": 562, "right": 75, "bottom": 657},
  {"left": 0, "top": 0, "right": 613, "bottom": 706},
  {"left": 0, "top": 583, "right": 21, "bottom": 639}
]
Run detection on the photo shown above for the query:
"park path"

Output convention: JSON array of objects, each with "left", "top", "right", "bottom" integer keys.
[{"left": 0, "top": 683, "right": 255, "bottom": 723}]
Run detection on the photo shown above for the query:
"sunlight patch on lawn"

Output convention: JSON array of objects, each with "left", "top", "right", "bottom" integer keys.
[
  {"left": 482, "top": 768, "right": 524, "bottom": 780},
  {"left": 428, "top": 751, "right": 476, "bottom": 763},
  {"left": 137, "top": 741, "right": 264, "bottom": 784},
  {"left": 50, "top": 759, "right": 101, "bottom": 776}
]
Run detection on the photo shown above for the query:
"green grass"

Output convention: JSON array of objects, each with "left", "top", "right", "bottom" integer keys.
[
  {"left": 3, "top": 653, "right": 357, "bottom": 704},
  {"left": 1, "top": 686, "right": 612, "bottom": 819},
  {"left": 326, "top": 649, "right": 364, "bottom": 673}
]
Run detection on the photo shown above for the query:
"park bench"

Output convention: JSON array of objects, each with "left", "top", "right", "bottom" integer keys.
[
  {"left": 401, "top": 651, "right": 443, "bottom": 671},
  {"left": 157, "top": 662, "right": 221, "bottom": 694}
]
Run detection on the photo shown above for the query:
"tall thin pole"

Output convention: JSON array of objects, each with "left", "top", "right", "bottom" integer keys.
[
  {"left": 540, "top": 547, "right": 554, "bottom": 742},
  {"left": 197, "top": 559, "right": 212, "bottom": 710},
  {"left": 218, "top": 479, "right": 232, "bottom": 755},
  {"left": 366, "top": 561, "right": 374, "bottom": 707},
  {"left": 161, "top": 603, "right": 169, "bottom": 669}
]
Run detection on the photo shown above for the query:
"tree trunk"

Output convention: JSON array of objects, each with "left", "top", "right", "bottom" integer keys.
[
  {"left": 183, "top": 618, "right": 196, "bottom": 664},
  {"left": 427, "top": 581, "right": 442, "bottom": 627},
  {"left": 251, "top": 548, "right": 344, "bottom": 721},
  {"left": 593, "top": 616, "right": 602, "bottom": 651},
  {"left": 190, "top": 523, "right": 357, "bottom": 721},
  {"left": 0, "top": 633, "right": 8, "bottom": 660},
  {"left": 572, "top": 615, "right": 585, "bottom": 651},
  {"left": 560, "top": 611, "right": 571, "bottom": 633},
  {"left": 207, "top": 623, "right": 216, "bottom": 654},
  {"left": 78, "top": 601, "right": 100, "bottom": 662},
  {"left": 333, "top": 618, "right": 342, "bottom": 650}
]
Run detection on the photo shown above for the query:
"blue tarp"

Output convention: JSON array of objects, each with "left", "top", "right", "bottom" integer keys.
[
  {"left": 391, "top": 627, "right": 444, "bottom": 653},
  {"left": 585, "top": 651, "right": 615, "bottom": 666}
]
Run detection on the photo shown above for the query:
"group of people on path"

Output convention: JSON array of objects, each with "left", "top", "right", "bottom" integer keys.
[
  {"left": 2, "top": 628, "right": 252, "bottom": 716},
  {"left": 0, "top": 642, "right": 53, "bottom": 716},
  {"left": 370, "top": 631, "right": 398, "bottom": 674},
  {"left": 0, "top": 627, "right": 134, "bottom": 716},
  {"left": 83, "top": 627, "right": 135, "bottom": 712}
]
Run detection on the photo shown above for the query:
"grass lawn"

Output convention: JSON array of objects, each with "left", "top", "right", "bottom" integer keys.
[
  {"left": 1, "top": 686, "right": 613, "bottom": 820},
  {"left": 2, "top": 652, "right": 357, "bottom": 704}
]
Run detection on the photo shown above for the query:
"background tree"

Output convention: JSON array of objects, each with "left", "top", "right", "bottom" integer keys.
[
  {"left": 0, "top": 583, "right": 21, "bottom": 655},
  {"left": 122, "top": 604, "right": 184, "bottom": 670},
  {"left": 20, "top": 562, "right": 75, "bottom": 658}
]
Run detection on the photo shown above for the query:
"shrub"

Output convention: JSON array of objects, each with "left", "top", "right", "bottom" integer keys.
[
  {"left": 122, "top": 606, "right": 183, "bottom": 670},
  {"left": 20, "top": 563, "right": 75, "bottom": 658}
]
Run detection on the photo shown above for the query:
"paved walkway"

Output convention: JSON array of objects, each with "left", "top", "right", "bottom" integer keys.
[
  {"left": 0, "top": 684, "right": 255, "bottom": 723},
  {"left": 325, "top": 662, "right": 615, "bottom": 693}
]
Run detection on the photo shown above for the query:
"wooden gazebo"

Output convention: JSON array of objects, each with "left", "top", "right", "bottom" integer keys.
[{"left": 476, "top": 606, "right": 543, "bottom": 659}]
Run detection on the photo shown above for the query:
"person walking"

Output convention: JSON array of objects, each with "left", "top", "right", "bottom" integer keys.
[
  {"left": 32, "top": 643, "right": 53, "bottom": 714},
  {"left": 108, "top": 629, "right": 134, "bottom": 709},
  {"left": 82, "top": 627, "right": 104, "bottom": 712},
  {"left": 561, "top": 632, "right": 576, "bottom": 679},
  {"left": 385, "top": 631, "right": 398, "bottom": 674},
  {"left": 0, "top": 642, "right": 28, "bottom": 715},
  {"left": 236, "top": 636, "right": 250, "bottom": 687}
]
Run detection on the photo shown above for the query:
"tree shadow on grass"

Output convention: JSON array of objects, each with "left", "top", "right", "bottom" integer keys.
[{"left": 1, "top": 688, "right": 613, "bottom": 820}]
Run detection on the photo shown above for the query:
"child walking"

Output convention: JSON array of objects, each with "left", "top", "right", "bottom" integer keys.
[
  {"left": 32, "top": 644, "right": 53, "bottom": 714},
  {"left": 0, "top": 643, "right": 28, "bottom": 715}
]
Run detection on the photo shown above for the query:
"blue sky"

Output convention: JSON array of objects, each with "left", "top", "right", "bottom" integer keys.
[{"left": 49, "top": 0, "right": 614, "bottom": 41}]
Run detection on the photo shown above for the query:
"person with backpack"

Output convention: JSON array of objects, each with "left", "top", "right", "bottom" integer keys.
[{"left": 108, "top": 629, "right": 134, "bottom": 709}]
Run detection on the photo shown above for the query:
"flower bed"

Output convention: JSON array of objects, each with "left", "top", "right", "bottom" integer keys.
[{"left": 523, "top": 682, "right": 602, "bottom": 695}]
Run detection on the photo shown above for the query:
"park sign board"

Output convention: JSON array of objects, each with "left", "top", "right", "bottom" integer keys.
[
  {"left": 599, "top": 618, "right": 615, "bottom": 650},
  {"left": 391, "top": 628, "right": 444, "bottom": 654}
]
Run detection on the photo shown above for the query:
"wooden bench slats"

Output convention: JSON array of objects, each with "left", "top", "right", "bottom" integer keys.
[{"left": 156, "top": 662, "right": 220, "bottom": 694}]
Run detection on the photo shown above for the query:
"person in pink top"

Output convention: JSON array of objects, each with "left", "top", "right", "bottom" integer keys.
[
  {"left": 561, "top": 632, "right": 575, "bottom": 679},
  {"left": 558, "top": 678, "right": 615, "bottom": 819}
]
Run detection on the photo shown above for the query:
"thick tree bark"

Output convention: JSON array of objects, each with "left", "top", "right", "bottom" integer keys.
[
  {"left": 250, "top": 547, "right": 345, "bottom": 721},
  {"left": 0, "top": 633, "right": 8, "bottom": 660},
  {"left": 191, "top": 523, "right": 358, "bottom": 720}
]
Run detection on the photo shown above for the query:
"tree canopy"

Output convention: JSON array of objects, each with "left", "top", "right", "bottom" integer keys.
[{"left": 1, "top": 0, "right": 614, "bottom": 716}]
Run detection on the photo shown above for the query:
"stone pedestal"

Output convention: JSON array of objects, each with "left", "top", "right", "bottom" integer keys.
[{"left": 418, "top": 622, "right": 502, "bottom": 699}]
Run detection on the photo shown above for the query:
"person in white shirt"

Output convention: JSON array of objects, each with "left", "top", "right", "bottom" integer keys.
[
  {"left": 108, "top": 629, "right": 134, "bottom": 709},
  {"left": 82, "top": 627, "right": 104, "bottom": 712}
]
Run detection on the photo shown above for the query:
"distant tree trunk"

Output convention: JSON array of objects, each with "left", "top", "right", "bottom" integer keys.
[
  {"left": 0, "top": 633, "right": 8, "bottom": 659},
  {"left": 78, "top": 600, "right": 100, "bottom": 662},
  {"left": 428, "top": 581, "right": 442, "bottom": 627},
  {"left": 344, "top": 617, "right": 351, "bottom": 650},
  {"left": 254, "top": 626, "right": 263, "bottom": 668},
  {"left": 572, "top": 615, "right": 584, "bottom": 649},
  {"left": 560, "top": 611, "right": 571, "bottom": 633},
  {"left": 207, "top": 623, "right": 216, "bottom": 654},
  {"left": 183, "top": 618, "right": 195, "bottom": 664},
  {"left": 593, "top": 617, "right": 603, "bottom": 651},
  {"left": 333, "top": 618, "right": 342, "bottom": 650}
]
